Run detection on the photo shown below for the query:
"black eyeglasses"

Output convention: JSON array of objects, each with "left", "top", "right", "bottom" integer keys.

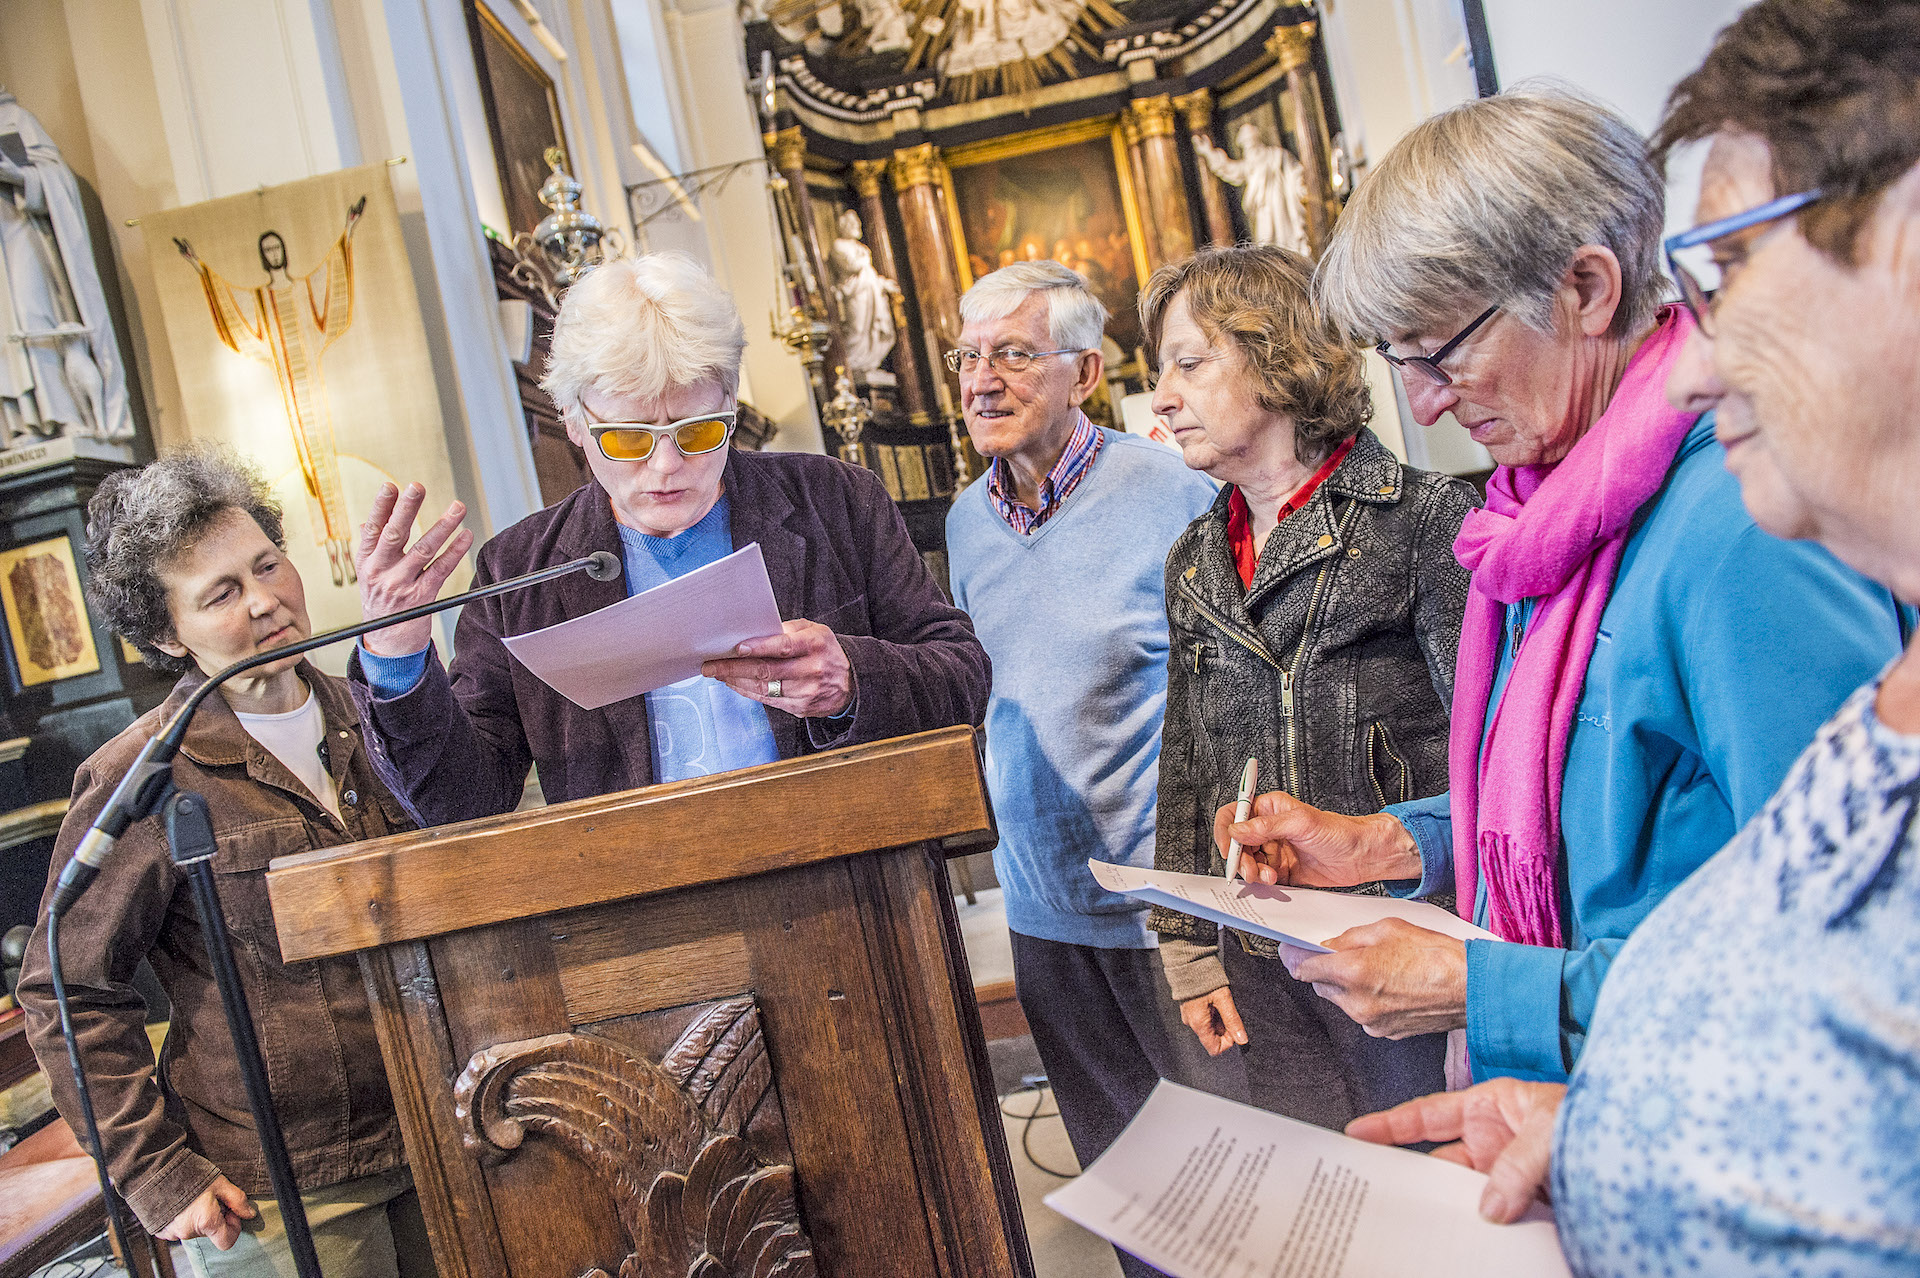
[
  {"left": 1664, "top": 187, "right": 1824, "bottom": 338},
  {"left": 1375, "top": 305, "right": 1499, "bottom": 387}
]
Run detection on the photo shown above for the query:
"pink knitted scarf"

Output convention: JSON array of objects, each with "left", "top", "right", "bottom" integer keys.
[{"left": 1448, "top": 307, "right": 1699, "bottom": 946}]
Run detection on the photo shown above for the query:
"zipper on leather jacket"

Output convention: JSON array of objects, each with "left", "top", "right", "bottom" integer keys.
[
  {"left": 1283, "top": 501, "right": 1361, "bottom": 795},
  {"left": 1176, "top": 578, "right": 1282, "bottom": 671}
]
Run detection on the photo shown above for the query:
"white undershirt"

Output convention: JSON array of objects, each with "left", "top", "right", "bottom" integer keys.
[{"left": 233, "top": 686, "right": 342, "bottom": 822}]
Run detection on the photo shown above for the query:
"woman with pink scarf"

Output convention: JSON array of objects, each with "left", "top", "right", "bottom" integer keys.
[{"left": 1217, "top": 88, "right": 1908, "bottom": 1085}]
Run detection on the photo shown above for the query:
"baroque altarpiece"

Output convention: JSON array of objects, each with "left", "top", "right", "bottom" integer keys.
[{"left": 740, "top": 0, "right": 1350, "bottom": 561}]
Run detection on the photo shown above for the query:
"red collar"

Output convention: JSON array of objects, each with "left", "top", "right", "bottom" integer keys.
[{"left": 1225, "top": 435, "right": 1356, "bottom": 590}]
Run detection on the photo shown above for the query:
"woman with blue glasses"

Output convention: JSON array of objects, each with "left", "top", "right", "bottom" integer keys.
[
  {"left": 1348, "top": 4, "right": 1920, "bottom": 1272},
  {"left": 1219, "top": 87, "right": 1906, "bottom": 1096}
]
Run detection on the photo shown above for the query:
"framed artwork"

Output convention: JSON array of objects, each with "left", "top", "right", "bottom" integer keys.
[
  {"left": 467, "top": 1, "right": 572, "bottom": 238},
  {"left": 0, "top": 535, "right": 100, "bottom": 687},
  {"left": 942, "top": 119, "right": 1151, "bottom": 353}
]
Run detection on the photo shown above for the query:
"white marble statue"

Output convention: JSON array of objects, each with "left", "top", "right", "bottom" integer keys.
[
  {"left": 1197, "top": 121, "right": 1312, "bottom": 257},
  {"left": 856, "top": 0, "right": 912, "bottom": 52},
  {"left": 828, "top": 208, "right": 899, "bottom": 383},
  {"left": 0, "top": 90, "right": 132, "bottom": 446}
]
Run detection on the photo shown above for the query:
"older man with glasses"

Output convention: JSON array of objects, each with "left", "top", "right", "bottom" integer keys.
[
  {"left": 944, "top": 261, "right": 1236, "bottom": 1278},
  {"left": 346, "top": 252, "right": 988, "bottom": 822}
]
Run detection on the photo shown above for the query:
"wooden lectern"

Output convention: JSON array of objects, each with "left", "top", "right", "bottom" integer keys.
[{"left": 266, "top": 727, "right": 1032, "bottom": 1278}]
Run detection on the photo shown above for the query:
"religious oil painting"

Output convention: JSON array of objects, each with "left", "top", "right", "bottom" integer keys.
[
  {"left": 468, "top": 0, "right": 572, "bottom": 238},
  {"left": 0, "top": 534, "right": 100, "bottom": 687},
  {"left": 945, "top": 119, "right": 1150, "bottom": 353},
  {"left": 141, "top": 166, "right": 469, "bottom": 674}
]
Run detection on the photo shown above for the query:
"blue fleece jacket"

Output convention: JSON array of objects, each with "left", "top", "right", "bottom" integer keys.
[
  {"left": 947, "top": 429, "right": 1217, "bottom": 948},
  {"left": 1388, "top": 415, "right": 1910, "bottom": 1082}
]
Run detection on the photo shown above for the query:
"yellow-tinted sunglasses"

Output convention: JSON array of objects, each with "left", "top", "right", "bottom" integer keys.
[{"left": 586, "top": 410, "right": 736, "bottom": 462}]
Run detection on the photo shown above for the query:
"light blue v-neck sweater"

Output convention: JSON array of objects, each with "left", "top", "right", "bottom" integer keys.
[{"left": 947, "top": 429, "right": 1217, "bottom": 948}]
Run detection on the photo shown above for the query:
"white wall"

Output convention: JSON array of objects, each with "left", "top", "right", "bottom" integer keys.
[
  {"left": 1478, "top": 0, "right": 1753, "bottom": 139},
  {"left": 612, "top": 0, "right": 823, "bottom": 452}
]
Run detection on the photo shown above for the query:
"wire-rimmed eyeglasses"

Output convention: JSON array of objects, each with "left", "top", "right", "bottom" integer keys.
[
  {"left": 943, "top": 347, "right": 1083, "bottom": 376},
  {"left": 1374, "top": 305, "right": 1499, "bottom": 387},
  {"left": 1664, "top": 187, "right": 1824, "bottom": 338}
]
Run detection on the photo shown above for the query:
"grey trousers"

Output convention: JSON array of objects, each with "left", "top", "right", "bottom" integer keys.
[{"left": 1222, "top": 938, "right": 1447, "bottom": 1130}]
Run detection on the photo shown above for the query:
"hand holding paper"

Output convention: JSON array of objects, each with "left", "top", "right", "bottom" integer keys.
[
  {"left": 501, "top": 544, "right": 782, "bottom": 710},
  {"left": 701, "top": 616, "right": 855, "bottom": 718},
  {"left": 1094, "top": 860, "right": 1487, "bottom": 1038},
  {"left": 1045, "top": 1081, "right": 1571, "bottom": 1278},
  {"left": 1089, "top": 860, "right": 1496, "bottom": 954}
]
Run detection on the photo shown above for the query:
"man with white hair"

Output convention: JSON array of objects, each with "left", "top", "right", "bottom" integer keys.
[
  {"left": 346, "top": 252, "right": 988, "bottom": 819},
  {"left": 945, "top": 262, "right": 1235, "bottom": 1277}
]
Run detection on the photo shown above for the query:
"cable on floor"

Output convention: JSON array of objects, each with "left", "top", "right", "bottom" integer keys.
[{"left": 998, "top": 1078, "right": 1079, "bottom": 1179}]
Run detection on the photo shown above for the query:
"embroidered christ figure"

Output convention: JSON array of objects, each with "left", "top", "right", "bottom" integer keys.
[{"left": 175, "top": 196, "right": 366, "bottom": 585}]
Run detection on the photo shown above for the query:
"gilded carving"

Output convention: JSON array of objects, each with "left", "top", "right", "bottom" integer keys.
[
  {"left": 1264, "top": 20, "right": 1317, "bottom": 77},
  {"left": 1171, "top": 88, "right": 1214, "bottom": 134},
  {"left": 453, "top": 997, "right": 812, "bottom": 1278},
  {"left": 765, "top": 126, "right": 809, "bottom": 174},
  {"left": 849, "top": 158, "right": 890, "bottom": 199},
  {"left": 888, "top": 143, "right": 940, "bottom": 191},
  {"left": 1126, "top": 95, "right": 1179, "bottom": 141}
]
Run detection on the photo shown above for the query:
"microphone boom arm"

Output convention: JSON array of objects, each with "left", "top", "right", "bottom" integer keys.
[{"left": 49, "top": 549, "right": 618, "bottom": 916}]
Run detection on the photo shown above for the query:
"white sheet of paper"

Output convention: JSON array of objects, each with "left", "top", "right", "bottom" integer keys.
[
  {"left": 1088, "top": 860, "right": 1498, "bottom": 953},
  {"left": 1046, "top": 1081, "right": 1570, "bottom": 1278},
  {"left": 498, "top": 543, "right": 783, "bottom": 710}
]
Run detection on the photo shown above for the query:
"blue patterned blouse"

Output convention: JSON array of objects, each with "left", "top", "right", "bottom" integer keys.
[{"left": 1553, "top": 673, "right": 1920, "bottom": 1276}]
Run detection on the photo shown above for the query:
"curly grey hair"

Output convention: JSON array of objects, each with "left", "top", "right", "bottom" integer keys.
[{"left": 84, "top": 450, "right": 286, "bottom": 675}]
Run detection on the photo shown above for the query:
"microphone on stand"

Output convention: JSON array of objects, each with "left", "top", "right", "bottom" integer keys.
[
  {"left": 41, "top": 546, "right": 618, "bottom": 1278},
  {"left": 49, "top": 549, "right": 619, "bottom": 917}
]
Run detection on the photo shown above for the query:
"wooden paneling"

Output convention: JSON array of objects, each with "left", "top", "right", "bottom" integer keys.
[
  {"left": 287, "top": 731, "right": 1029, "bottom": 1278},
  {"left": 269, "top": 727, "right": 995, "bottom": 962},
  {"left": 550, "top": 897, "right": 752, "bottom": 1025}
]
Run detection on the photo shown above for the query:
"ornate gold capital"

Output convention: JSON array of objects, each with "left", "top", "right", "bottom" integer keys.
[
  {"left": 1172, "top": 88, "right": 1213, "bottom": 133},
  {"left": 1264, "top": 19, "right": 1318, "bottom": 76},
  {"left": 766, "top": 125, "right": 808, "bottom": 173},
  {"left": 849, "top": 158, "right": 889, "bottom": 199},
  {"left": 889, "top": 142, "right": 940, "bottom": 191},
  {"left": 1126, "top": 94, "right": 1178, "bottom": 141}
]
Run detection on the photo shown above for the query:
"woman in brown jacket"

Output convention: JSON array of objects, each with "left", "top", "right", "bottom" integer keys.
[{"left": 17, "top": 452, "right": 432, "bottom": 1278}]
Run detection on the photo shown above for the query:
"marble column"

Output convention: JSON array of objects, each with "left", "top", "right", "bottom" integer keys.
[
  {"left": 1265, "top": 21, "right": 1340, "bottom": 257},
  {"left": 850, "top": 158, "right": 931, "bottom": 425},
  {"left": 764, "top": 124, "right": 847, "bottom": 376},
  {"left": 1126, "top": 94, "right": 1196, "bottom": 269},
  {"left": 889, "top": 143, "right": 966, "bottom": 418},
  {"left": 1175, "top": 89, "right": 1236, "bottom": 249},
  {"left": 1118, "top": 112, "right": 1158, "bottom": 270}
]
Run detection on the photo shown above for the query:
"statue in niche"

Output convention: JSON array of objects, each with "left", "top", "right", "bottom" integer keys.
[
  {"left": 1197, "top": 121, "right": 1312, "bottom": 257},
  {"left": 175, "top": 199, "right": 366, "bottom": 586},
  {"left": 827, "top": 207, "right": 899, "bottom": 386},
  {"left": 0, "top": 90, "right": 134, "bottom": 447}
]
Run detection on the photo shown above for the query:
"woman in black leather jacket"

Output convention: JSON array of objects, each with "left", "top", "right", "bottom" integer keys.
[{"left": 1142, "top": 246, "right": 1477, "bottom": 1128}]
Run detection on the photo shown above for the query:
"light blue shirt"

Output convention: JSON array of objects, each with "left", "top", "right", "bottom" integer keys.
[
  {"left": 358, "top": 495, "right": 779, "bottom": 785},
  {"left": 1554, "top": 676, "right": 1920, "bottom": 1276},
  {"left": 1386, "top": 416, "right": 1909, "bottom": 1082}
]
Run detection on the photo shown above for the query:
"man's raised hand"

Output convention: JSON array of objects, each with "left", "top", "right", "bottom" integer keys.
[{"left": 354, "top": 482, "right": 472, "bottom": 657}]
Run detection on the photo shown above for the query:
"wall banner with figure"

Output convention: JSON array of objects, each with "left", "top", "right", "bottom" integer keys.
[{"left": 141, "top": 166, "right": 468, "bottom": 665}]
